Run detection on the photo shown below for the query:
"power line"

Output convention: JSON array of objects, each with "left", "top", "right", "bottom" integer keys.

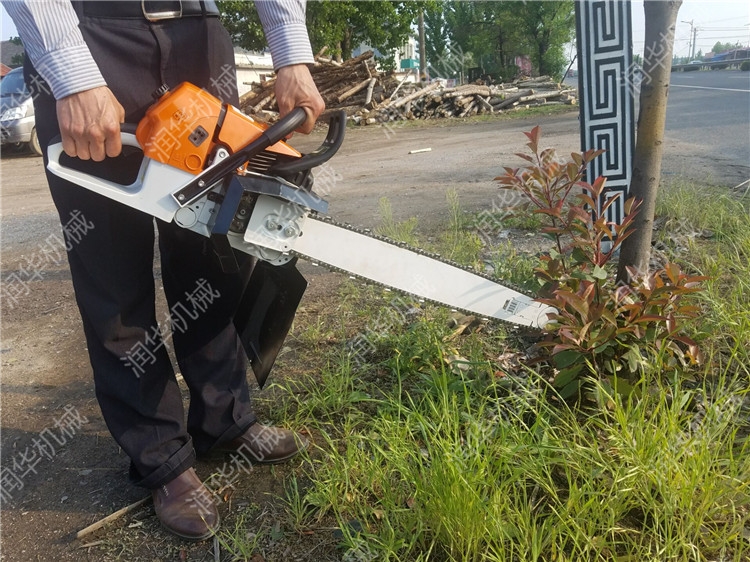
[{"left": 701, "top": 17, "right": 750, "bottom": 24}]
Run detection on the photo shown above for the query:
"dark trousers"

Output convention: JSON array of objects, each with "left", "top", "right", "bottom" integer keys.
[{"left": 28, "top": 12, "right": 256, "bottom": 488}]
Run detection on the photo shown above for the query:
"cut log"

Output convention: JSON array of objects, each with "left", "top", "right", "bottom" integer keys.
[
  {"left": 388, "top": 82, "right": 440, "bottom": 109},
  {"left": 444, "top": 86, "right": 491, "bottom": 98},
  {"left": 477, "top": 96, "right": 494, "bottom": 113},
  {"left": 492, "top": 89, "right": 533, "bottom": 110},
  {"left": 364, "top": 77, "right": 378, "bottom": 105},
  {"left": 251, "top": 92, "right": 275, "bottom": 113},
  {"left": 518, "top": 90, "right": 572, "bottom": 103},
  {"left": 336, "top": 78, "right": 372, "bottom": 104}
]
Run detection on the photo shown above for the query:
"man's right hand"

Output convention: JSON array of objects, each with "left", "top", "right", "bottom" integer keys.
[{"left": 56, "top": 86, "right": 125, "bottom": 161}]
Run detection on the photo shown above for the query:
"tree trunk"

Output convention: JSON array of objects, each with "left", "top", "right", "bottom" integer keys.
[
  {"left": 418, "top": 8, "right": 426, "bottom": 81},
  {"left": 616, "top": 0, "right": 682, "bottom": 283},
  {"left": 341, "top": 28, "right": 353, "bottom": 61}
]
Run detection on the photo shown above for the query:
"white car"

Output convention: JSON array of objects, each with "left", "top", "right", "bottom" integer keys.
[{"left": 1, "top": 67, "right": 42, "bottom": 156}]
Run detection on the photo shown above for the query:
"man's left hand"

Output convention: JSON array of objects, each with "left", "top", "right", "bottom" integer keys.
[{"left": 274, "top": 64, "right": 325, "bottom": 134}]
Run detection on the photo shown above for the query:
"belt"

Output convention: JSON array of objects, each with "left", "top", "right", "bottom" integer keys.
[{"left": 80, "top": 1, "right": 220, "bottom": 21}]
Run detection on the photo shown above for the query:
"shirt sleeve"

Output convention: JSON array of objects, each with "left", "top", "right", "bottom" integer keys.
[
  {"left": 1, "top": 0, "right": 106, "bottom": 99},
  {"left": 255, "top": 0, "right": 315, "bottom": 70}
]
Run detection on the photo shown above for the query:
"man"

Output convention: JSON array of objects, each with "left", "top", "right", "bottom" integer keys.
[{"left": 2, "top": 0, "right": 325, "bottom": 540}]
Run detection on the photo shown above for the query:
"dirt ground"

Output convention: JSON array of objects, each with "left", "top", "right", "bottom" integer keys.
[{"left": 0, "top": 109, "right": 744, "bottom": 561}]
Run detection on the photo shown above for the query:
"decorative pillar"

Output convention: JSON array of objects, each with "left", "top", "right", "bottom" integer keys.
[{"left": 576, "top": 0, "right": 635, "bottom": 225}]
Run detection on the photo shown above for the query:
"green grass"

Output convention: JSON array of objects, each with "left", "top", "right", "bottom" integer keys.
[
  {"left": 275, "top": 315, "right": 749, "bottom": 561},
  {"left": 654, "top": 179, "right": 750, "bottom": 371},
  {"left": 250, "top": 179, "right": 750, "bottom": 561}
]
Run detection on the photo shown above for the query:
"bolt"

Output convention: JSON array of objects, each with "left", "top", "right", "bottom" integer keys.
[
  {"left": 284, "top": 226, "right": 297, "bottom": 237},
  {"left": 177, "top": 194, "right": 185, "bottom": 201}
]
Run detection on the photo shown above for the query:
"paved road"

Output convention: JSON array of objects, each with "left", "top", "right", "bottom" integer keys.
[{"left": 663, "top": 70, "right": 750, "bottom": 186}]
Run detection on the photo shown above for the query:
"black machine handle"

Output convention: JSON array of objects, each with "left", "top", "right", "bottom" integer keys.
[
  {"left": 173, "top": 108, "right": 346, "bottom": 206},
  {"left": 174, "top": 107, "right": 309, "bottom": 206},
  {"left": 269, "top": 110, "right": 346, "bottom": 175},
  {"left": 51, "top": 123, "right": 145, "bottom": 186}
]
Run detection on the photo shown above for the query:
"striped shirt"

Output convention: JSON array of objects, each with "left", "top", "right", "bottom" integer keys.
[{"left": 1, "top": 0, "right": 314, "bottom": 99}]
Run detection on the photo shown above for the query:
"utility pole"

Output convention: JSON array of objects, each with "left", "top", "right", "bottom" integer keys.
[
  {"left": 682, "top": 19, "right": 695, "bottom": 59},
  {"left": 691, "top": 25, "right": 698, "bottom": 58},
  {"left": 418, "top": 7, "right": 427, "bottom": 82}
]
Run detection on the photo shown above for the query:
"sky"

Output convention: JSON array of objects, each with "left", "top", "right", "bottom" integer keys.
[
  {"left": 631, "top": 0, "right": 750, "bottom": 58},
  {"left": 2, "top": 1, "right": 750, "bottom": 60}
]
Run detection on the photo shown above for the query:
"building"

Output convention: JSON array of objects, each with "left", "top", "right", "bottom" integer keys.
[
  {"left": 352, "top": 36, "right": 420, "bottom": 84},
  {"left": 233, "top": 47, "right": 274, "bottom": 97}
]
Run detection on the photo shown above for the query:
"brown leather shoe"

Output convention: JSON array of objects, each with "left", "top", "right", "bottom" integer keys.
[
  {"left": 152, "top": 468, "right": 219, "bottom": 541},
  {"left": 213, "top": 423, "right": 308, "bottom": 464}
]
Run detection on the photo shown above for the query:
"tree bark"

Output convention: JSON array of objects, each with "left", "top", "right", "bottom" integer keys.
[
  {"left": 617, "top": 0, "right": 682, "bottom": 283},
  {"left": 418, "top": 7, "right": 427, "bottom": 81}
]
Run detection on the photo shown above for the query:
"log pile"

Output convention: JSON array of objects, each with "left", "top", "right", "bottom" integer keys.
[{"left": 239, "top": 52, "right": 576, "bottom": 126}]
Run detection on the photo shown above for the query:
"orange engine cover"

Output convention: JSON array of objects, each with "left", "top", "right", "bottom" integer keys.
[{"left": 136, "top": 82, "right": 300, "bottom": 175}]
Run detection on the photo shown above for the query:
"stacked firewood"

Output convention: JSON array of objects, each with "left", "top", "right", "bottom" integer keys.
[
  {"left": 239, "top": 51, "right": 576, "bottom": 125},
  {"left": 239, "top": 50, "right": 387, "bottom": 121},
  {"left": 360, "top": 76, "right": 577, "bottom": 126}
]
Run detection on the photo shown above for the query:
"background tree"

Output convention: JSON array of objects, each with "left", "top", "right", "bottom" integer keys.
[
  {"left": 514, "top": 0, "right": 575, "bottom": 78},
  {"left": 442, "top": 1, "right": 522, "bottom": 80},
  {"left": 439, "top": 1, "right": 574, "bottom": 81},
  {"left": 218, "top": 0, "right": 418, "bottom": 64},
  {"left": 711, "top": 40, "right": 742, "bottom": 54},
  {"left": 617, "top": 0, "right": 683, "bottom": 282}
]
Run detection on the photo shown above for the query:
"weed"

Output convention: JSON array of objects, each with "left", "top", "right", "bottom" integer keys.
[
  {"left": 375, "top": 197, "right": 419, "bottom": 245},
  {"left": 252, "top": 159, "right": 748, "bottom": 562},
  {"left": 283, "top": 317, "right": 750, "bottom": 560}
]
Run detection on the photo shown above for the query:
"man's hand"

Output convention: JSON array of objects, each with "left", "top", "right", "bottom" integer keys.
[
  {"left": 274, "top": 64, "right": 325, "bottom": 134},
  {"left": 56, "top": 86, "right": 125, "bottom": 161}
]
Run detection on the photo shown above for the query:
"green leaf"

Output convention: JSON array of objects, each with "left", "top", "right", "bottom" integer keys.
[
  {"left": 612, "top": 376, "right": 639, "bottom": 398},
  {"left": 571, "top": 247, "right": 589, "bottom": 265},
  {"left": 553, "top": 363, "right": 584, "bottom": 388},
  {"left": 592, "top": 265, "right": 608, "bottom": 280},
  {"left": 623, "top": 347, "right": 643, "bottom": 374},
  {"left": 558, "top": 378, "right": 583, "bottom": 400},
  {"left": 553, "top": 349, "right": 583, "bottom": 369}
]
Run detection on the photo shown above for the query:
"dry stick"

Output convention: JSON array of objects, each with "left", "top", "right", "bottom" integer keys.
[
  {"left": 443, "top": 86, "right": 491, "bottom": 98},
  {"left": 518, "top": 90, "right": 570, "bottom": 103},
  {"left": 387, "top": 71, "right": 413, "bottom": 101},
  {"left": 477, "top": 96, "right": 494, "bottom": 113},
  {"left": 340, "top": 50, "right": 374, "bottom": 67},
  {"left": 492, "top": 89, "right": 533, "bottom": 110},
  {"left": 76, "top": 496, "right": 150, "bottom": 540},
  {"left": 252, "top": 92, "right": 275, "bottom": 113},
  {"left": 516, "top": 80, "right": 559, "bottom": 89},
  {"left": 459, "top": 100, "right": 478, "bottom": 118},
  {"left": 516, "top": 75, "right": 552, "bottom": 86},
  {"left": 314, "top": 55, "right": 342, "bottom": 66},
  {"left": 364, "top": 77, "right": 378, "bottom": 105},
  {"left": 336, "top": 78, "right": 373, "bottom": 104},
  {"left": 239, "top": 79, "right": 274, "bottom": 106},
  {"left": 388, "top": 82, "right": 440, "bottom": 109}
]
